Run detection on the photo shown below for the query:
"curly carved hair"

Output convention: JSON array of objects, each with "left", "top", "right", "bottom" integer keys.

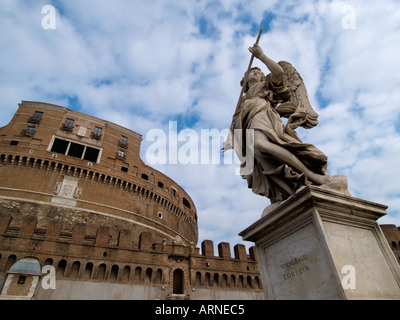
[{"left": 240, "top": 67, "right": 266, "bottom": 92}]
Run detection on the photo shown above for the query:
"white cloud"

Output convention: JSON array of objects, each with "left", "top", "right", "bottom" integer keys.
[{"left": 1, "top": 0, "right": 400, "bottom": 250}]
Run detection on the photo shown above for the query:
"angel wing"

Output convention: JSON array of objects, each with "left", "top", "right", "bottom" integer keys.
[{"left": 276, "top": 61, "right": 319, "bottom": 133}]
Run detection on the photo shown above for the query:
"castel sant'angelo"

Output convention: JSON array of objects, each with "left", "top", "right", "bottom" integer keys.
[
  {"left": 0, "top": 100, "right": 264, "bottom": 300},
  {"left": 0, "top": 101, "right": 399, "bottom": 300}
]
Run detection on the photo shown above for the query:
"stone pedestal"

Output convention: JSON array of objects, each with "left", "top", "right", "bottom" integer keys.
[{"left": 239, "top": 186, "right": 400, "bottom": 300}]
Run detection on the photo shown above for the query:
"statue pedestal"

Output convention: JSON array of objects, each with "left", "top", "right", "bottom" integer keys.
[{"left": 240, "top": 186, "right": 400, "bottom": 300}]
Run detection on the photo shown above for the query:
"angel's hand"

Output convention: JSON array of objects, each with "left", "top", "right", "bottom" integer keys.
[{"left": 249, "top": 44, "right": 264, "bottom": 59}]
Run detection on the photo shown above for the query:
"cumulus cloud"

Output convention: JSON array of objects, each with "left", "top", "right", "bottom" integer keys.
[{"left": 1, "top": 0, "right": 400, "bottom": 249}]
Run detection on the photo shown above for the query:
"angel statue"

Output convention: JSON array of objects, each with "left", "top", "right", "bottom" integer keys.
[{"left": 223, "top": 43, "right": 350, "bottom": 213}]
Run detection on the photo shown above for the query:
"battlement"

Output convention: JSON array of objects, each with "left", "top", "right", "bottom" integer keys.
[
  {"left": 200, "top": 239, "right": 257, "bottom": 261},
  {"left": 0, "top": 213, "right": 256, "bottom": 262},
  {"left": 0, "top": 213, "right": 263, "bottom": 296}
]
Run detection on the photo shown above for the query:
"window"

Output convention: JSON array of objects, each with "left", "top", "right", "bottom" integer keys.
[
  {"left": 17, "top": 275, "right": 27, "bottom": 284},
  {"left": 183, "top": 198, "right": 191, "bottom": 209},
  {"left": 91, "top": 127, "right": 102, "bottom": 140},
  {"left": 121, "top": 166, "right": 128, "bottom": 173},
  {"left": 84, "top": 147, "right": 100, "bottom": 162},
  {"left": 50, "top": 137, "right": 101, "bottom": 163},
  {"left": 62, "top": 118, "right": 75, "bottom": 132},
  {"left": 21, "top": 126, "right": 36, "bottom": 137},
  {"left": 116, "top": 150, "right": 125, "bottom": 160},
  {"left": 173, "top": 269, "right": 184, "bottom": 294},
  {"left": 119, "top": 135, "right": 128, "bottom": 148},
  {"left": 141, "top": 174, "right": 149, "bottom": 181},
  {"left": 29, "top": 111, "right": 43, "bottom": 124},
  {"left": 172, "top": 188, "right": 177, "bottom": 197},
  {"left": 158, "top": 182, "right": 164, "bottom": 188},
  {"left": 10, "top": 140, "right": 19, "bottom": 146},
  {"left": 51, "top": 138, "right": 69, "bottom": 154},
  {"left": 67, "top": 142, "right": 85, "bottom": 158}
]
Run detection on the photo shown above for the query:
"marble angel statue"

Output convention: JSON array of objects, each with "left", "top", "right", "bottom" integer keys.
[{"left": 224, "top": 43, "right": 350, "bottom": 211}]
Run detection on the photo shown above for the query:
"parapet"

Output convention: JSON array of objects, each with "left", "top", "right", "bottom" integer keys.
[
  {"left": 0, "top": 214, "right": 257, "bottom": 263},
  {"left": 201, "top": 240, "right": 257, "bottom": 262}
]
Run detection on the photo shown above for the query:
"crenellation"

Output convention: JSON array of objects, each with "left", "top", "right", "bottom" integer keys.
[
  {"left": 19, "top": 215, "right": 38, "bottom": 236},
  {"left": 0, "top": 214, "right": 12, "bottom": 234},
  {"left": 249, "top": 246, "right": 257, "bottom": 261},
  {"left": 71, "top": 223, "right": 86, "bottom": 243},
  {"left": 0, "top": 212, "right": 265, "bottom": 296},
  {"left": 45, "top": 220, "right": 62, "bottom": 240},
  {"left": 218, "top": 242, "right": 231, "bottom": 259},
  {"left": 201, "top": 240, "right": 214, "bottom": 257},
  {"left": 96, "top": 226, "right": 110, "bottom": 246},
  {"left": 117, "top": 229, "right": 132, "bottom": 249},
  {"left": 234, "top": 244, "right": 247, "bottom": 261},
  {"left": 139, "top": 232, "right": 153, "bottom": 251}
]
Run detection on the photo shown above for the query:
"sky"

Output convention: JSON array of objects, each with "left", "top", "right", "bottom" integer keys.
[{"left": 1, "top": 0, "right": 400, "bottom": 252}]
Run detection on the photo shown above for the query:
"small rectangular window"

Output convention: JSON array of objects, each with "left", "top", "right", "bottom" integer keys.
[
  {"left": 10, "top": 140, "right": 19, "bottom": 146},
  {"left": 116, "top": 150, "right": 125, "bottom": 160},
  {"left": 17, "top": 275, "right": 26, "bottom": 284},
  {"left": 29, "top": 111, "right": 43, "bottom": 124},
  {"left": 121, "top": 166, "right": 128, "bottom": 173},
  {"left": 91, "top": 127, "right": 102, "bottom": 140},
  {"left": 62, "top": 118, "right": 75, "bottom": 131},
  {"left": 22, "top": 126, "right": 36, "bottom": 137},
  {"left": 119, "top": 136, "right": 128, "bottom": 148},
  {"left": 94, "top": 127, "right": 102, "bottom": 135}
]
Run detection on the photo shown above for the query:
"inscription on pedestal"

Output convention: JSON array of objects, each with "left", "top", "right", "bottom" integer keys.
[
  {"left": 281, "top": 255, "right": 311, "bottom": 281},
  {"left": 263, "top": 223, "right": 341, "bottom": 300}
]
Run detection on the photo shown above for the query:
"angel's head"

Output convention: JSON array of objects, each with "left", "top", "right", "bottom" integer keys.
[{"left": 241, "top": 67, "right": 266, "bottom": 92}]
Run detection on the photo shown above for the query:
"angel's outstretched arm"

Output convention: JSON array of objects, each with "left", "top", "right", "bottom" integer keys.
[{"left": 249, "top": 44, "right": 284, "bottom": 83}]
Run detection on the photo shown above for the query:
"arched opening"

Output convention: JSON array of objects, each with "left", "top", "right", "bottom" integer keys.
[
  {"left": 44, "top": 258, "right": 53, "bottom": 266},
  {"left": 110, "top": 265, "right": 119, "bottom": 281},
  {"left": 56, "top": 260, "right": 67, "bottom": 278},
  {"left": 195, "top": 272, "right": 201, "bottom": 286},
  {"left": 173, "top": 269, "right": 184, "bottom": 295},
  {"left": 155, "top": 269, "right": 163, "bottom": 284},
  {"left": 213, "top": 273, "right": 219, "bottom": 287},
  {"left": 83, "top": 262, "right": 93, "bottom": 280},
  {"left": 4, "top": 255, "right": 16, "bottom": 272},
  {"left": 70, "top": 261, "right": 80, "bottom": 279},
  {"left": 134, "top": 267, "right": 142, "bottom": 281},
  {"left": 122, "top": 266, "right": 130, "bottom": 282},
  {"left": 145, "top": 268, "right": 152, "bottom": 283},
  {"left": 97, "top": 264, "right": 106, "bottom": 280}
]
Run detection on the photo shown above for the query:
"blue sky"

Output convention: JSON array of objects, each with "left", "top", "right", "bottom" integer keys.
[{"left": 1, "top": 0, "right": 400, "bottom": 250}]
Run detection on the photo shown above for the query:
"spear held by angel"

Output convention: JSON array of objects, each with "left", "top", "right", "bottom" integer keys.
[{"left": 224, "top": 37, "right": 350, "bottom": 209}]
